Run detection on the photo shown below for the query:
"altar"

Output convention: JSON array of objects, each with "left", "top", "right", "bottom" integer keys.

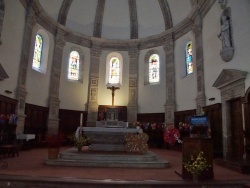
[
  {"left": 81, "top": 126, "right": 142, "bottom": 151},
  {"left": 96, "top": 120, "right": 128, "bottom": 128}
]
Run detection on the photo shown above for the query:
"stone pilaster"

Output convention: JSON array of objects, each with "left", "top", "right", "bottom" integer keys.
[
  {"left": 163, "top": 37, "right": 175, "bottom": 125},
  {"left": 15, "top": 8, "right": 37, "bottom": 134},
  {"left": 0, "top": 0, "right": 5, "bottom": 45},
  {"left": 192, "top": 14, "right": 206, "bottom": 115},
  {"left": 47, "top": 30, "right": 66, "bottom": 134},
  {"left": 127, "top": 47, "right": 139, "bottom": 123},
  {"left": 86, "top": 43, "right": 102, "bottom": 126}
]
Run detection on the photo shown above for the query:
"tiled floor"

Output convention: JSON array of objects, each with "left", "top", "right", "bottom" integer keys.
[{"left": 0, "top": 147, "right": 249, "bottom": 187}]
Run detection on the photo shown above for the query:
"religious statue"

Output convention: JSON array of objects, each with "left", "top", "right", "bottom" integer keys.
[
  {"left": 218, "top": 15, "right": 231, "bottom": 48},
  {"left": 218, "top": 0, "right": 227, "bottom": 10}
]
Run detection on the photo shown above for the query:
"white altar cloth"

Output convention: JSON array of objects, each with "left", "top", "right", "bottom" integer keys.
[
  {"left": 82, "top": 127, "right": 142, "bottom": 133},
  {"left": 16, "top": 134, "right": 36, "bottom": 141}
]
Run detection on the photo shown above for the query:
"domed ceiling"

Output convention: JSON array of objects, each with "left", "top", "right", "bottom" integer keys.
[{"left": 37, "top": 0, "right": 193, "bottom": 40}]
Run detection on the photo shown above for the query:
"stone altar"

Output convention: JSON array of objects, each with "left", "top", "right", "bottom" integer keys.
[
  {"left": 81, "top": 126, "right": 142, "bottom": 151},
  {"left": 96, "top": 120, "right": 128, "bottom": 128}
]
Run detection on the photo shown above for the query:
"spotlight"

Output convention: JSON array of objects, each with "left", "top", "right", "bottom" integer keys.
[{"left": 5, "top": 90, "right": 12, "bottom": 94}]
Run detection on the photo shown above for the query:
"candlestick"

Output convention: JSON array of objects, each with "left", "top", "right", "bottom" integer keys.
[{"left": 80, "top": 113, "right": 83, "bottom": 127}]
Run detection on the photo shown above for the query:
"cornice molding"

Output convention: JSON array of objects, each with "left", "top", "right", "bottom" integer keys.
[{"left": 24, "top": 0, "right": 215, "bottom": 51}]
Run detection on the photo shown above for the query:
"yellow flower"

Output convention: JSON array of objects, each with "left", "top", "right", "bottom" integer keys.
[{"left": 183, "top": 151, "right": 211, "bottom": 176}]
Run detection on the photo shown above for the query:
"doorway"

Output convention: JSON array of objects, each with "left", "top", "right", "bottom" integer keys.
[{"left": 230, "top": 98, "right": 244, "bottom": 160}]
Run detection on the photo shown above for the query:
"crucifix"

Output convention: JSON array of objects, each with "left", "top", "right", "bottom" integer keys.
[{"left": 107, "top": 86, "right": 120, "bottom": 106}]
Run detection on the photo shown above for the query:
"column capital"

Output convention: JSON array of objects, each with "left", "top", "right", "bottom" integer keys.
[
  {"left": 91, "top": 48, "right": 102, "bottom": 57},
  {"left": 128, "top": 49, "right": 139, "bottom": 59},
  {"left": 163, "top": 40, "right": 174, "bottom": 52},
  {"left": 26, "top": 7, "right": 36, "bottom": 28},
  {"left": 192, "top": 23, "right": 202, "bottom": 38},
  {"left": 55, "top": 35, "right": 66, "bottom": 48}
]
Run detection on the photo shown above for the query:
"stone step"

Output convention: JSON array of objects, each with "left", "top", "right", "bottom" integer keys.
[
  {"left": 58, "top": 148, "right": 157, "bottom": 162},
  {"left": 45, "top": 148, "right": 170, "bottom": 168}
]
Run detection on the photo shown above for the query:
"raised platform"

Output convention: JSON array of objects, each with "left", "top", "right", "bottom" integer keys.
[
  {"left": 45, "top": 148, "right": 170, "bottom": 168},
  {"left": 215, "top": 158, "right": 250, "bottom": 174}
]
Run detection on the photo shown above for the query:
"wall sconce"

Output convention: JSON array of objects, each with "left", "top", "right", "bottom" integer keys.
[
  {"left": 5, "top": 90, "right": 12, "bottom": 94},
  {"left": 208, "top": 97, "right": 215, "bottom": 101}
]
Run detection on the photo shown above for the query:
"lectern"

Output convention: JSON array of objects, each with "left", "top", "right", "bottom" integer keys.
[{"left": 182, "top": 137, "right": 214, "bottom": 180}]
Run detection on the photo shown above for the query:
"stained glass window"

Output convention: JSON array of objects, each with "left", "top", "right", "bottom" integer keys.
[
  {"left": 186, "top": 41, "right": 193, "bottom": 75},
  {"left": 68, "top": 51, "right": 80, "bottom": 80},
  {"left": 109, "top": 57, "right": 120, "bottom": 84},
  {"left": 149, "top": 54, "right": 159, "bottom": 83},
  {"left": 32, "top": 34, "right": 43, "bottom": 70}
]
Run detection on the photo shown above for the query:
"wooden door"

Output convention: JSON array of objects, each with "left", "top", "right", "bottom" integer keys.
[
  {"left": 203, "top": 103, "right": 223, "bottom": 158},
  {"left": 230, "top": 98, "right": 244, "bottom": 160}
]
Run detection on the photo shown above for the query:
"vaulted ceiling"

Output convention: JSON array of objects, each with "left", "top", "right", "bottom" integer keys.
[{"left": 37, "top": 0, "right": 193, "bottom": 40}]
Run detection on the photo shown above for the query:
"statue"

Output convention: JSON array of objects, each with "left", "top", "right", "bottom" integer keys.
[
  {"left": 218, "top": 9, "right": 234, "bottom": 62},
  {"left": 218, "top": 0, "right": 228, "bottom": 10},
  {"left": 218, "top": 15, "right": 231, "bottom": 48}
]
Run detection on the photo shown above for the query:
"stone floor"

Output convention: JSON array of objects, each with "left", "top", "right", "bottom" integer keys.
[{"left": 0, "top": 147, "right": 249, "bottom": 187}]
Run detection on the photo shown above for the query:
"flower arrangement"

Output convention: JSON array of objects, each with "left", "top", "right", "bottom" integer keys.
[
  {"left": 72, "top": 134, "right": 89, "bottom": 148},
  {"left": 183, "top": 151, "right": 211, "bottom": 180},
  {"left": 69, "top": 129, "right": 90, "bottom": 151},
  {"left": 0, "top": 114, "right": 18, "bottom": 125}
]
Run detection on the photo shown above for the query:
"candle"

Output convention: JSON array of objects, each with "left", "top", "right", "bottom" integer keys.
[{"left": 80, "top": 113, "right": 83, "bottom": 127}]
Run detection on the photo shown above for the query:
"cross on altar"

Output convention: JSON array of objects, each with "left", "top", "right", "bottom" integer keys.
[{"left": 107, "top": 86, "right": 120, "bottom": 106}]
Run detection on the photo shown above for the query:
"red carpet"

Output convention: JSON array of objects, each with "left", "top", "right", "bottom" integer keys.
[{"left": 0, "top": 147, "right": 249, "bottom": 182}]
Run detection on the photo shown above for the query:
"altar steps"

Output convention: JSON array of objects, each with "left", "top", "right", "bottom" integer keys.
[{"left": 45, "top": 148, "right": 170, "bottom": 168}]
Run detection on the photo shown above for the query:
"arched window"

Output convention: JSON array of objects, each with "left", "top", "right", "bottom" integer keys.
[
  {"left": 108, "top": 57, "right": 120, "bottom": 84},
  {"left": 149, "top": 54, "right": 160, "bottom": 83},
  {"left": 32, "top": 34, "right": 43, "bottom": 70},
  {"left": 68, "top": 51, "right": 80, "bottom": 80},
  {"left": 186, "top": 41, "right": 193, "bottom": 75}
]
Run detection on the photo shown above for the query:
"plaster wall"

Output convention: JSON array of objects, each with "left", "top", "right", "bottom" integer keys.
[
  {"left": 98, "top": 51, "right": 129, "bottom": 106},
  {"left": 167, "top": 0, "right": 191, "bottom": 27},
  {"left": 203, "top": 0, "right": 250, "bottom": 106},
  {"left": 39, "top": 0, "right": 62, "bottom": 21},
  {"left": 175, "top": 31, "right": 197, "bottom": 111},
  {"left": 102, "top": 0, "right": 130, "bottom": 39},
  {"left": 0, "top": 0, "right": 25, "bottom": 98},
  {"left": 25, "top": 25, "right": 54, "bottom": 107},
  {"left": 59, "top": 43, "right": 90, "bottom": 111},
  {"left": 136, "top": 0, "right": 165, "bottom": 39},
  {"left": 138, "top": 46, "right": 166, "bottom": 113},
  {"left": 66, "top": 0, "right": 97, "bottom": 37}
]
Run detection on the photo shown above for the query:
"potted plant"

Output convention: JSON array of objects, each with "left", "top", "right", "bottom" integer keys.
[
  {"left": 46, "top": 134, "right": 62, "bottom": 159},
  {"left": 183, "top": 151, "right": 211, "bottom": 182},
  {"left": 70, "top": 132, "right": 89, "bottom": 152}
]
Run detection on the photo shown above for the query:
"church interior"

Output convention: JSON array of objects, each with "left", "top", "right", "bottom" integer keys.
[{"left": 0, "top": 0, "right": 250, "bottom": 187}]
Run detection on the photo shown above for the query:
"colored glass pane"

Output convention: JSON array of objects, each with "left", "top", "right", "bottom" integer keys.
[
  {"left": 68, "top": 51, "right": 80, "bottom": 80},
  {"left": 109, "top": 57, "right": 120, "bottom": 84},
  {"left": 32, "top": 34, "right": 43, "bottom": 69},
  {"left": 149, "top": 54, "right": 159, "bottom": 83},
  {"left": 186, "top": 41, "right": 193, "bottom": 74}
]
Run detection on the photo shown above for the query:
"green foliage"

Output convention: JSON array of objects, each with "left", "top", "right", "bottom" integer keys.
[
  {"left": 69, "top": 133, "right": 89, "bottom": 148},
  {"left": 183, "top": 151, "right": 211, "bottom": 176}
]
